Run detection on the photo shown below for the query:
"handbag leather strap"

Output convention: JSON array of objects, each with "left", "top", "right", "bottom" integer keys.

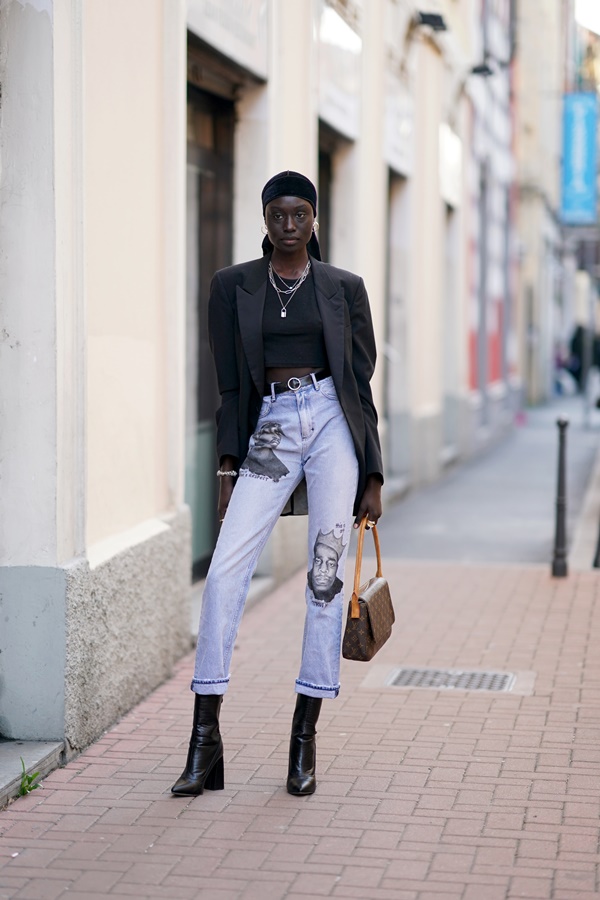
[{"left": 350, "top": 517, "right": 383, "bottom": 619}]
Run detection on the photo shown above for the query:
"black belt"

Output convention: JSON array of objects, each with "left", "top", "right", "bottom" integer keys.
[{"left": 270, "top": 369, "right": 331, "bottom": 394}]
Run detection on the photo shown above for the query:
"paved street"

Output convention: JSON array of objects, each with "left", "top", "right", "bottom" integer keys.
[
  {"left": 1, "top": 399, "right": 600, "bottom": 900},
  {"left": 371, "top": 397, "right": 600, "bottom": 566}
]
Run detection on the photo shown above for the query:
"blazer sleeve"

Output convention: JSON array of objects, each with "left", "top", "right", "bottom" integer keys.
[
  {"left": 208, "top": 270, "right": 241, "bottom": 465},
  {"left": 348, "top": 277, "right": 384, "bottom": 482}
]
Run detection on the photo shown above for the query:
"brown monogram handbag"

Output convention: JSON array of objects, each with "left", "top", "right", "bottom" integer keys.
[{"left": 342, "top": 517, "right": 395, "bottom": 661}]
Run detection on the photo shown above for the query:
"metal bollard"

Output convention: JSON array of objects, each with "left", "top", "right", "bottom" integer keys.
[
  {"left": 551, "top": 417, "right": 569, "bottom": 578},
  {"left": 593, "top": 521, "right": 600, "bottom": 568}
]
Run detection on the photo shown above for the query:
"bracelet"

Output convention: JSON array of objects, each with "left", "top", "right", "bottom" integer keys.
[{"left": 217, "top": 469, "right": 238, "bottom": 477}]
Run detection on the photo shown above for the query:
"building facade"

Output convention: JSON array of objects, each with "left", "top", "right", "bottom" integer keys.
[{"left": 0, "top": 0, "right": 523, "bottom": 750}]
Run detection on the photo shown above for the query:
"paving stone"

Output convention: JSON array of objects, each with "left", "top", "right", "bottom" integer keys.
[{"left": 2, "top": 462, "right": 600, "bottom": 900}]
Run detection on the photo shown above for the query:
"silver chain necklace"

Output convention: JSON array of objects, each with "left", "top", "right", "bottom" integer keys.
[{"left": 268, "top": 260, "right": 311, "bottom": 318}]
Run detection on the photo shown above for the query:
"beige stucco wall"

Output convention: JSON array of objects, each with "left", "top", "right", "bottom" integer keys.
[
  {"left": 516, "top": 0, "right": 564, "bottom": 403},
  {"left": 355, "top": 0, "right": 387, "bottom": 412},
  {"left": 516, "top": 0, "right": 562, "bottom": 211},
  {"left": 84, "top": 0, "right": 171, "bottom": 546}
]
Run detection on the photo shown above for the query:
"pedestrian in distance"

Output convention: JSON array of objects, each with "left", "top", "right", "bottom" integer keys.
[{"left": 171, "top": 171, "right": 383, "bottom": 798}]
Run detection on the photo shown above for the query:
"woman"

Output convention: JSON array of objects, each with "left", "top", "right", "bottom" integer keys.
[{"left": 172, "top": 171, "right": 383, "bottom": 798}]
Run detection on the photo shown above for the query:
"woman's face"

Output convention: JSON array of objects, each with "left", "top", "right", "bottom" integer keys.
[{"left": 264, "top": 196, "right": 315, "bottom": 254}]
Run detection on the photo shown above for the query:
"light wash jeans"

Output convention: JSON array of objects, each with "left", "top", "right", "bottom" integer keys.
[{"left": 192, "top": 376, "right": 359, "bottom": 699}]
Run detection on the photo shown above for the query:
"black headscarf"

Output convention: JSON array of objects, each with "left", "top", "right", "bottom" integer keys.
[{"left": 261, "top": 170, "right": 322, "bottom": 260}]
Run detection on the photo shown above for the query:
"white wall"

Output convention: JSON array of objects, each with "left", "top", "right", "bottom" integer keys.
[
  {"left": 0, "top": 0, "right": 59, "bottom": 566},
  {"left": 55, "top": 0, "right": 86, "bottom": 565}
]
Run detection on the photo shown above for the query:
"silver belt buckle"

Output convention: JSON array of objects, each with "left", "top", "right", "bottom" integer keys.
[{"left": 287, "top": 376, "right": 302, "bottom": 392}]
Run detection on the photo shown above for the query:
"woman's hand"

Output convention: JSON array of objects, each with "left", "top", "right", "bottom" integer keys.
[
  {"left": 218, "top": 477, "right": 236, "bottom": 523},
  {"left": 353, "top": 475, "right": 383, "bottom": 529},
  {"left": 217, "top": 456, "right": 238, "bottom": 523}
]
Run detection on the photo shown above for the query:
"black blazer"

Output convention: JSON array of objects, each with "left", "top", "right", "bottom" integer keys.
[{"left": 208, "top": 253, "right": 383, "bottom": 515}]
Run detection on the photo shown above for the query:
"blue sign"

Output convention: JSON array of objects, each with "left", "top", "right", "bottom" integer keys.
[{"left": 561, "top": 93, "right": 598, "bottom": 225}]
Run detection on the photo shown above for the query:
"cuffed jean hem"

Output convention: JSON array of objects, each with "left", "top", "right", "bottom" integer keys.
[
  {"left": 191, "top": 677, "right": 229, "bottom": 696},
  {"left": 295, "top": 679, "right": 340, "bottom": 699}
]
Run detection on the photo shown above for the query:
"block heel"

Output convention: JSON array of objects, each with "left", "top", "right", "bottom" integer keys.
[{"left": 204, "top": 754, "right": 224, "bottom": 791}]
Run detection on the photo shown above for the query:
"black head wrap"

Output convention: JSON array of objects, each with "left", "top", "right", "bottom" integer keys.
[{"left": 261, "top": 170, "right": 322, "bottom": 260}]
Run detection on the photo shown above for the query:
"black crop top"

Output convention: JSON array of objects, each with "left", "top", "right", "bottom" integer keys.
[{"left": 263, "top": 271, "right": 329, "bottom": 369}]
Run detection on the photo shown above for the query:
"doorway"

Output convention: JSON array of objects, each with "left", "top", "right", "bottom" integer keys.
[
  {"left": 318, "top": 120, "right": 353, "bottom": 265},
  {"left": 186, "top": 85, "right": 234, "bottom": 578}
]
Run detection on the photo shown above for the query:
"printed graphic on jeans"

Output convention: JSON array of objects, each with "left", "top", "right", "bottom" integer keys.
[
  {"left": 240, "top": 422, "right": 290, "bottom": 482},
  {"left": 307, "top": 526, "right": 346, "bottom": 604}
]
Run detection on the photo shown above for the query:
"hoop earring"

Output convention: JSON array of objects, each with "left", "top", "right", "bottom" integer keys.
[
  {"left": 261, "top": 224, "right": 268, "bottom": 235},
  {"left": 312, "top": 221, "right": 319, "bottom": 232}
]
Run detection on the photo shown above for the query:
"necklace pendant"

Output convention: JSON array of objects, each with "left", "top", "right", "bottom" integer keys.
[{"left": 281, "top": 308, "right": 287, "bottom": 318}]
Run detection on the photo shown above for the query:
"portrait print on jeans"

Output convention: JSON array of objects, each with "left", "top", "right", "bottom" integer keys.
[
  {"left": 240, "top": 421, "right": 290, "bottom": 482},
  {"left": 307, "top": 527, "right": 346, "bottom": 605}
]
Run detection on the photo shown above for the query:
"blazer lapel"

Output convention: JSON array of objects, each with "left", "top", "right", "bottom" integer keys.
[
  {"left": 236, "top": 257, "right": 269, "bottom": 397},
  {"left": 312, "top": 258, "right": 346, "bottom": 390}
]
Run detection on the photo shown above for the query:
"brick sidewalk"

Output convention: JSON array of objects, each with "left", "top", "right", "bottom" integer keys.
[{"left": 1, "top": 561, "right": 600, "bottom": 900}]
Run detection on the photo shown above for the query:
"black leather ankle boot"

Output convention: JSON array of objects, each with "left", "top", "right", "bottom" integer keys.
[
  {"left": 287, "top": 694, "right": 323, "bottom": 796},
  {"left": 171, "top": 694, "right": 224, "bottom": 796}
]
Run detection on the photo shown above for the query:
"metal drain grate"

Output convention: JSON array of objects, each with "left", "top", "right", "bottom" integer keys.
[{"left": 387, "top": 667, "right": 515, "bottom": 692}]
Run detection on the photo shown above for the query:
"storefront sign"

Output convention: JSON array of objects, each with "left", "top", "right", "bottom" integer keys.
[
  {"left": 561, "top": 92, "right": 598, "bottom": 225},
  {"left": 187, "top": 0, "right": 268, "bottom": 81},
  {"left": 318, "top": 2, "right": 362, "bottom": 141}
]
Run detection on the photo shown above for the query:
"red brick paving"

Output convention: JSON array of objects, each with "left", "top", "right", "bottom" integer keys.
[{"left": 1, "top": 561, "right": 600, "bottom": 899}]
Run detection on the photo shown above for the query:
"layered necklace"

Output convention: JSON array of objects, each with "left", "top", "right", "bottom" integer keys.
[{"left": 268, "top": 259, "right": 311, "bottom": 318}]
